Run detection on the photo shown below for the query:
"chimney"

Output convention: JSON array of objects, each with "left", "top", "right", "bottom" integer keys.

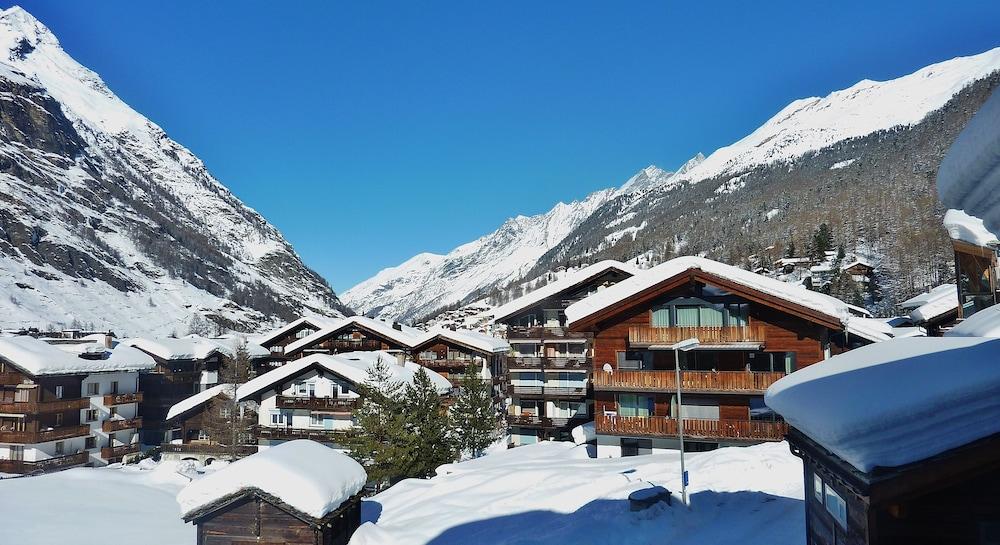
[{"left": 392, "top": 322, "right": 402, "bottom": 331}]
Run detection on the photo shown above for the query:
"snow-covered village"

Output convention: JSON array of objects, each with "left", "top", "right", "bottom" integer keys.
[{"left": 1, "top": 3, "right": 1000, "bottom": 545}]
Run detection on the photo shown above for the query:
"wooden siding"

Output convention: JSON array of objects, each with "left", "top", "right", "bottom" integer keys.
[
  {"left": 593, "top": 370, "right": 785, "bottom": 394},
  {"left": 596, "top": 413, "right": 786, "bottom": 442},
  {"left": 628, "top": 325, "right": 766, "bottom": 345},
  {"left": 195, "top": 494, "right": 361, "bottom": 545}
]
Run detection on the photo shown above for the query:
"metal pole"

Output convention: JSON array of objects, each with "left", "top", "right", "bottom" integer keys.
[{"left": 675, "top": 347, "right": 687, "bottom": 507}]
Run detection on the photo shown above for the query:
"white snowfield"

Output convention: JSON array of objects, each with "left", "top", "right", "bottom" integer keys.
[
  {"left": 0, "top": 335, "right": 154, "bottom": 375},
  {"left": 766, "top": 337, "right": 1000, "bottom": 472},
  {"left": 119, "top": 335, "right": 267, "bottom": 361},
  {"left": 946, "top": 304, "right": 1000, "bottom": 338},
  {"left": 943, "top": 209, "right": 1000, "bottom": 247},
  {"left": 350, "top": 441, "right": 803, "bottom": 545},
  {"left": 899, "top": 283, "right": 959, "bottom": 323},
  {"left": 937, "top": 82, "right": 1000, "bottom": 237},
  {"left": 177, "top": 440, "right": 367, "bottom": 520},
  {"left": 236, "top": 351, "right": 453, "bottom": 400},
  {"left": 166, "top": 383, "right": 235, "bottom": 422}
]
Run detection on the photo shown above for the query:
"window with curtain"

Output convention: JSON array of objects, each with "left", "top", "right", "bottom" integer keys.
[
  {"left": 675, "top": 306, "right": 700, "bottom": 327},
  {"left": 699, "top": 306, "right": 724, "bottom": 327},
  {"left": 618, "top": 394, "right": 653, "bottom": 417},
  {"left": 727, "top": 304, "right": 749, "bottom": 327},
  {"left": 651, "top": 306, "right": 671, "bottom": 327}
]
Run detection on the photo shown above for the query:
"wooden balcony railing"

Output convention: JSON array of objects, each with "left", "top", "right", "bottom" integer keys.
[
  {"left": 0, "top": 372, "right": 26, "bottom": 385},
  {"left": 102, "top": 418, "right": 142, "bottom": 433},
  {"left": 593, "top": 370, "right": 785, "bottom": 394},
  {"left": 506, "top": 414, "right": 590, "bottom": 429},
  {"left": 0, "top": 424, "right": 90, "bottom": 444},
  {"left": 0, "top": 397, "right": 90, "bottom": 414},
  {"left": 256, "top": 426, "right": 348, "bottom": 442},
  {"left": 507, "top": 356, "right": 590, "bottom": 370},
  {"left": 325, "top": 339, "right": 383, "bottom": 351},
  {"left": 509, "top": 385, "right": 588, "bottom": 398},
  {"left": 160, "top": 443, "right": 258, "bottom": 457},
  {"left": 101, "top": 443, "right": 140, "bottom": 460},
  {"left": 416, "top": 359, "right": 475, "bottom": 369},
  {"left": 275, "top": 396, "right": 357, "bottom": 412},
  {"left": 595, "top": 413, "right": 787, "bottom": 442},
  {"left": 0, "top": 451, "right": 88, "bottom": 474},
  {"left": 104, "top": 392, "right": 143, "bottom": 406},
  {"left": 506, "top": 326, "right": 591, "bottom": 340},
  {"left": 627, "top": 325, "right": 766, "bottom": 346}
]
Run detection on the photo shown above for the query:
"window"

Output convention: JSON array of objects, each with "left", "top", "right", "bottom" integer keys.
[
  {"left": 812, "top": 472, "right": 824, "bottom": 502},
  {"left": 543, "top": 309, "right": 561, "bottom": 327},
  {"left": 54, "top": 413, "right": 63, "bottom": 426},
  {"left": 269, "top": 411, "right": 287, "bottom": 425},
  {"left": 309, "top": 413, "right": 324, "bottom": 427},
  {"left": 621, "top": 438, "right": 652, "bottom": 457},
  {"left": 55, "top": 385, "right": 63, "bottom": 399},
  {"left": 675, "top": 306, "right": 700, "bottom": 327},
  {"left": 109, "top": 406, "right": 118, "bottom": 418},
  {"left": 198, "top": 430, "right": 210, "bottom": 441},
  {"left": 784, "top": 352, "right": 798, "bottom": 374},
  {"left": 86, "top": 383, "right": 99, "bottom": 396},
  {"left": 651, "top": 306, "right": 671, "bottom": 327},
  {"left": 618, "top": 394, "right": 653, "bottom": 417},
  {"left": 726, "top": 304, "right": 749, "bottom": 327},
  {"left": 9, "top": 445, "right": 23, "bottom": 460},
  {"left": 295, "top": 382, "right": 308, "bottom": 396},
  {"left": 85, "top": 436, "right": 96, "bottom": 449},
  {"left": 84, "top": 409, "right": 98, "bottom": 422},
  {"left": 618, "top": 351, "right": 650, "bottom": 370},
  {"left": 54, "top": 441, "right": 64, "bottom": 456},
  {"left": 110, "top": 381, "right": 118, "bottom": 394},
  {"left": 824, "top": 483, "right": 847, "bottom": 528},
  {"left": 699, "top": 306, "right": 723, "bottom": 327}
]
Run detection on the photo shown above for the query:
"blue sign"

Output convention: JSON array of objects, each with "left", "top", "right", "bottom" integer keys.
[{"left": 682, "top": 471, "right": 689, "bottom": 487}]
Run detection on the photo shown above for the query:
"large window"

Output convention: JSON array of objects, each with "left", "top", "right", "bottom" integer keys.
[
  {"left": 813, "top": 472, "right": 847, "bottom": 529},
  {"left": 652, "top": 300, "right": 750, "bottom": 328},
  {"left": 618, "top": 351, "right": 651, "bottom": 370},
  {"left": 621, "top": 438, "right": 652, "bottom": 457},
  {"left": 618, "top": 394, "right": 653, "bottom": 417},
  {"left": 651, "top": 306, "right": 671, "bottom": 327}
]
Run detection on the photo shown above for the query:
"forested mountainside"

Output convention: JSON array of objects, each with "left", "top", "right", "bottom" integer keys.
[
  {"left": 347, "top": 47, "right": 1000, "bottom": 322},
  {"left": 0, "top": 7, "right": 347, "bottom": 335}
]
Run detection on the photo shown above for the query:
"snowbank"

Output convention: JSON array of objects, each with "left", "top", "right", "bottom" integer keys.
[
  {"left": 766, "top": 337, "right": 1000, "bottom": 472},
  {"left": 937, "top": 86, "right": 1000, "bottom": 238},
  {"left": 177, "top": 440, "right": 366, "bottom": 520},
  {"left": 946, "top": 304, "right": 1000, "bottom": 337},
  {"left": 0, "top": 336, "right": 155, "bottom": 375}
]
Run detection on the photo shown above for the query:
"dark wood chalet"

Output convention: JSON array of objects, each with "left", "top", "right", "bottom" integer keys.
[
  {"left": 255, "top": 316, "right": 341, "bottom": 372},
  {"left": 492, "top": 260, "right": 637, "bottom": 445},
  {"left": 282, "top": 316, "right": 418, "bottom": 363},
  {"left": 951, "top": 236, "right": 998, "bottom": 319},
  {"left": 161, "top": 384, "right": 257, "bottom": 463},
  {"left": 566, "top": 256, "right": 878, "bottom": 456}
]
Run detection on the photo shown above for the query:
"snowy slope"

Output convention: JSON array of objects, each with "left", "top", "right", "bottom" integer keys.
[
  {"left": 0, "top": 7, "right": 345, "bottom": 334},
  {"left": 347, "top": 47, "right": 1000, "bottom": 323},
  {"left": 342, "top": 188, "right": 617, "bottom": 321}
]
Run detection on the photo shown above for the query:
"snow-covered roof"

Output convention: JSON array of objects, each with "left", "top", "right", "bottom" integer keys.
[
  {"left": 120, "top": 335, "right": 267, "bottom": 361},
  {"left": 840, "top": 258, "right": 874, "bottom": 271},
  {"left": 414, "top": 328, "right": 509, "bottom": 354},
  {"left": 0, "top": 336, "right": 155, "bottom": 375},
  {"left": 254, "top": 316, "right": 342, "bottom": 347},
  {"left": 237, "top": 351, "right": 452, "bottom": 401},
  {"left": 284, "top": 316, "right": 422, "bottom": 356},
  {"left": 166, "top": 383, "right": 235, "bottom": 422},
  {"left": 766, "top": 337, "right": 1000, "bottom": 472},
  {"left": 937, "top": 86, "right": 1000, "bottom": 239},
  {"left": 491, "top": 260, "right": 638, "bottom": 323},
  {"left": 177, "top": 440, "right": 366, "bottom": 521},
  {"left": 899, "top": 284, "right": 959, "bottom": 323},
  {"left": 942, "top": 209, "right": 1000, "bottom": 248},
  {"left": 843, "top": 317, "right": 893, "bottom": 343},
  {"left": 565, "top": 256, "right": 853, "bottom": 328},
  {"left": 946, "top": 304, "right": 1000, "bottom": 338}
]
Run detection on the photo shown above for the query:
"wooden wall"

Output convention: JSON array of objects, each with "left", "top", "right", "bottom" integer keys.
[{"left": 195, "top": 495, "right": 360, "bottom": 545}]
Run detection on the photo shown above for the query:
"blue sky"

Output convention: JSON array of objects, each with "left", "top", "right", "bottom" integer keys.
[{"left": 12, "top": 1, "right": 1000, "bottom": 291}]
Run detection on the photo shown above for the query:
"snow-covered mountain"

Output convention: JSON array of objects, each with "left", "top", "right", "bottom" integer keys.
[
  {"left": 346, "top": 46, "right": 1000, "bottom": 322},
  {"left": 0, "top": 6, "right": 346, "bottom": 335}
]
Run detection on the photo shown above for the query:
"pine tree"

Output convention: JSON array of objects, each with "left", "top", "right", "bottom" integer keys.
[
  {"left": 399, "top": 368, "right": 456, "bottom": 479},
  {"left": 450, "top": 365, "right": 501, "bottom": 459},
  {"left": 201, "top": 340, "right": 256, "bottom": 460},
  {"left": 346, "top": 357, "right": 410, "bottom": 491},
  {"left": 809, "top": 223, "right": 835, "bottom": 260}
]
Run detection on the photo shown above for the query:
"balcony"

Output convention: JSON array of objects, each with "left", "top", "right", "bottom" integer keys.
[
  {"left": 595, "top": 413, "right": 787, "bottom": 442},
  {"left": 627, "top": 325, "right": 766, "bottom": 347},
  {"left": 0, "top": 397, "right": 90, "bottom": 414},
  {"left": 593, "top": 370, "right": 785, "bottom": 394},
  {"left": 325, "top": 339, "right": 383, "bottom": 351},
  {"left": 508, "top": 385, "right": 588, "bottom": 398},
  {"left": 256, "top": 426, "right": 348, "bottom": 443},
  {"left": 160, "top": 443, "right": 258, "bottom": 457},
  {"left": 0, "top": 424, "right": 90, "bottom": 444},
  {"left": 506, "top": 326, "right": 591, "bottom": 340},
  {"left": 275, "top": 396, "right": 357, "bottom": 412},
  {"left": 506, "top": 414, "right": 590, "bottom": 429},
  {"left": 416, "top": 359, "right": 475, "bottom": 369},
  {"left": 507, "top": 356, "right": 590, "bottom": 370},
  {"left": 102, "top": 417, "right": 143, "bottom": 433},
  {"left": 101, "top": 443, "right": 140, "bottom": 460},
  {"left": 104, "top": 392, "right": 143, "bottom": 406},
  {"left": 0, "top": 451, "right": 89, "bottom": 474}
]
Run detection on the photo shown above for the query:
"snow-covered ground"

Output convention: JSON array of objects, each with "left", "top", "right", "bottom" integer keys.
[
  {"left": 352, "top": 441, "right": 804, "bottom": 545},
  {"left": 0, "top": 441, "right": 803, "bottom": 545}
]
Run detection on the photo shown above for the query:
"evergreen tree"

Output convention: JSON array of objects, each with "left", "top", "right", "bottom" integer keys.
[
  {"left": 201, "top": 340, "right": 256, "bottom": 460},
  {"left": 346, "top": 357, "right": 409, "bottom": 491},
  {"left": 399, "top": 368, "right": 456, "bottom": 479},
  {"left": 809, "top": 223, "right": 835, "bottom": 260},
  {"left": 828, "top": 270, "right": 865, "bottom": 308},
  {"left": 450, "top": 365, "right": 501, "bottom": 458}
]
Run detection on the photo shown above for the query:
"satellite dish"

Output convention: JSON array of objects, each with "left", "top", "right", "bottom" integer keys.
[{"left": 602, "top": 363, "right": 613, "bottom": 373}]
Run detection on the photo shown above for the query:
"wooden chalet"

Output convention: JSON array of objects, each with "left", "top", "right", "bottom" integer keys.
[
  {"left": 410, "top": 329, "right": 508, "bottom": 387},
  {"left": 899, "top": 284, "right": 960, "bottom": 336},
  {"left": 281, "top": 316, "right": 420, "bottom": 363},
  {"left": 944, "top": 209, "right": 999, "bottom": 320},
  {"left": 178, "top": 440, "right": 366, "bottom": 545},
  {"left": 255, "top": 316, "right": 342, "bottom": 372},
  {"left": 161, "top": 384, "right": 257, "bottom": 463},
  {"left": 564, "top": 256, "right": 883, "bottom": 457},
  {"left": 491, "top": 260, "right": 638, "bottom": 445}
]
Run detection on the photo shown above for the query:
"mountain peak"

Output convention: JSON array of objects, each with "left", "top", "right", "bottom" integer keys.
[{"left": 0, "top": 6, "right": 58, "bottom": 50}]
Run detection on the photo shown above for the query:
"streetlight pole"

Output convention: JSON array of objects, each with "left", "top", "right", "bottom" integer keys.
[{"left": 671, "top": 337, "right": 699, "bottom": 508}]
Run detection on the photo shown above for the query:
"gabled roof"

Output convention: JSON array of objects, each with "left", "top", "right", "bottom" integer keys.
[
  {"left": 566, "top": 256, "right": 852, "bottom": 331},
  {"left": 491, "top": 260, "right": 638, "bottom": 324},
  {"left": 166, "top": 383, "right": 235, "bottom": 422},
  {"left": 413, "top": 328, "right": 509, "bottom": 354},
  {"left": 900, "top": 284, "right": 959, "bottom": 323},
  {"left": 0, "top": 336, "right": 155, "bottom": 376},
  {"left": 177, "top": 440, "right": 366, "bottom": 522},
  {"left": 236, "top": 352, "right": 452, "bottom": 401},
  {"left": 120, "top": 335, "right": 268, "bottom": 362},
  {"left": 253, "top": 316, "right": 342, "bottom": 347},
  {"left": 284, "top": 316, "right": 421, "bottom": 356}
]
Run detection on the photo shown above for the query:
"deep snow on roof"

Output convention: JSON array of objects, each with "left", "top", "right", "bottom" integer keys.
[
  {"left": 491, "top": 260, "right": 638, "bottom": 323},
  {"left": 943, "top": 209, "right": 1000, "bottom": 247},
  {"left": 415, "top": 328, "right": 509, "bottom": 353},
  {"left": 177, "top": 440, "right": 366, "bottom": 520},
  {"left": 937, "top": 86, "right": 1000, "bottom": 238},
  {"left": 899, "top": 284, "right": 959, "bottom": 323},
  {"left": 284, "top": 316, "right": 421, "bottom": 355},
  {"left": 166, "top": 383, "right": 235, "bottom": 422},
  {"left": 0, "top": 336, "right": 154, "bottom": 375},
  {"left": 843, "top": 317, "right": 894, "bottom": 343},
  {"left": 565, "top": 256, "right": 853, "bottom": 327},
  {"left": 946, "top": 304, "right": 1000, "bottom": 338},
  {"left": 120, "top": 336, "right": 266, "bottom": 361},
  {"left": 254, "top": 316, "right": 342, "bottom": 346},
  {"left": 237, "top": 352, "right": 452, "bottom": 401},
  {"left": 766, "top": 337, "right": 1000, "bottom": 472}
]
